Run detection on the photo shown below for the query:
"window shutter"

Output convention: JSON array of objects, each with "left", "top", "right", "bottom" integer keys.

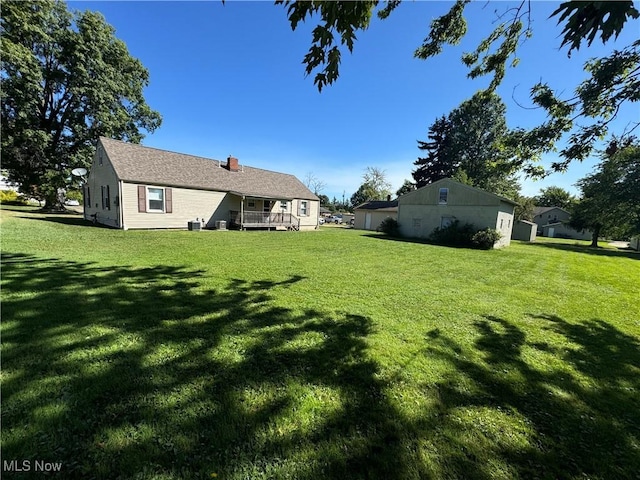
[
  {"left": 165, "top": 188, "right": 172, "bottom": 213},
  {"left": 106, "top": 185, "right": 110, "bottom": 210},
  {"left": 138, "top": 186, "right": 146, "bottom": 212},
  {"left": 85, "top": 186, "right": 90, "bottom": 208},
  {"left": 297, "top": 201, "right": 301, "bottom": 216},
  {"left": 101, "top": 186, "right": 105, "bottom": 209}
]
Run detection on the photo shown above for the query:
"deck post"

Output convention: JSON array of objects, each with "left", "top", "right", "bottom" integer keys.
[{"left": 241, "top": 195, "right": 245, "bottom": 230}]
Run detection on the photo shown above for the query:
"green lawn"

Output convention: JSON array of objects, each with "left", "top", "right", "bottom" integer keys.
[{"left": 2, "top": 207, "right": 639, "bottom": 479}]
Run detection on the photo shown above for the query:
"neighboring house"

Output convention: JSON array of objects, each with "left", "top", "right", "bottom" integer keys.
[
  {"left": 353, "top": 199, "right": 398, "bottom": 231},
  {"left": 533, "top": 206, "right": 591, "bottom": 240},
  {"left": 397, "top": 178, "right": 517, "bottom": 248},
  {"left": 84, "top": 137, "right": 320, "bottom": 230},
  {"left": 533, "top": 207, "right": 571, "bottom": 232},
  {"left": 511, "top": 220, "right": 537, "bottom": 242}
]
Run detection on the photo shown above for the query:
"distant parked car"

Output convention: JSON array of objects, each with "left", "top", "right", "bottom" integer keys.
[
  {"left": 318, "top": 217, "right": 325, "bottom": 225},
  {"left": 65, "top": 199, "right": 80, "bottom": 206},
  {"left": 327, "top": 215, "right": 343, "bottom": 224}
]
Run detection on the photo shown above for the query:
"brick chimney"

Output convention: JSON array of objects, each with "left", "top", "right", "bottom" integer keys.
[{"left": 226, "top": 156, "right": 239, "bottom": 172}]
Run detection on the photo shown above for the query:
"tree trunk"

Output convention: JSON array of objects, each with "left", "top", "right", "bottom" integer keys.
[
  {"left": 41, "top": 189, "right": 68, "bottom": 213},
  {"left": 590, "top": 225, "right": 601, "bottom": 247}
]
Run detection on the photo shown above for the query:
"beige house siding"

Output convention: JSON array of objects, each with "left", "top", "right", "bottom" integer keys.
[
  {"left": 397, "top": 179, "right": 516, "bottom": 247},
  {"left": 87, "top": 138, "right": 319, "bottom": 231},
  {"left": 84, "top": 146, "right": 121, "bottom": 228},
  {"left": 122, "top": 182, "right": 233, "bottom": 230},
  {"left": 292, "top": 198, "right": 319, "bottom": 230},
  {"left": 354, "top": 210, "right": 397, "bottom": 231}
]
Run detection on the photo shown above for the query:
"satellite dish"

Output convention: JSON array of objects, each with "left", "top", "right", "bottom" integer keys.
[{"left": 71, "top": 168, "right": 88, "bottom": 177}]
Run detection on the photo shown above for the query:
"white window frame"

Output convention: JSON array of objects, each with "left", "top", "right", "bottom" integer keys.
[
  {"left": 247, "top": 199, "right": 256, "bottom": 209},
  {"left": 147, "top": 187, "right": 165, "bottom": 213},
  {"left": 280, "top": 200, "right": 288, "bottom": 210},
  {"left": 438, "top": 188, "right": 448, "bottom": 205},
  {"left": 300, "top": 201, "right": 309, "bottom": 216}
]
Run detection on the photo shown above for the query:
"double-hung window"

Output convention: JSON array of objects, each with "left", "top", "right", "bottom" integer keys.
[
  {"left": 147, "top": 187, "right": 165, "bottom": 212},
  {"left": 300, "top": 201, "right": 308, "bottom": 216},
  {"left": 138, "top": 185, "right": 172, "bottom": 213}
]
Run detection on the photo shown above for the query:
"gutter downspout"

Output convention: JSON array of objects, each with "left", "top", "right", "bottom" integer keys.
[{"left": 119, "top": 180, "right": 126, "bottom": 230}]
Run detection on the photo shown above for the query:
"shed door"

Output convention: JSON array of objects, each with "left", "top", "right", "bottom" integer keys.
[
  {"left": 365, "top": 213, "right": 372, "bottom": 230},
  {"left": 548, "top": 227, "right": 555, "bottom": 238}
]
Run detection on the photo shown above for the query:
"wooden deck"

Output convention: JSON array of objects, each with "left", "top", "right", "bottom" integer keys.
[{"left": 229, "top": 211, "right": 300, "bottom": 230}]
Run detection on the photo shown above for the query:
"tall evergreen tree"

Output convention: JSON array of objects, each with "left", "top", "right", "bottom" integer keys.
[
  {"left": 412, "top": 116, "right": 455, "bottom": 188},
  {"left": 413, "top": 92, "right": 520, "bottom": 198}
]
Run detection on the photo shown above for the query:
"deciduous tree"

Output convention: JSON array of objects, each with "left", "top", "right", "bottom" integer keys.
[
  {"left": 350, "top": 166, "right": 392, "bottom": 206},
  {"left": 1, "top": 0, "right": 161, "bottom": 210},
  {"left": 304, "top": 171, "right": 327, "bottom": 195},
  {"left": 570, "top": 138, "right": 640, "bottom": 246},
  {"left": 278, "top": 1, "right": 639, "bottom": 173},
  {"left": 533, "top": 186, "right": 577, "bottom": 209}
]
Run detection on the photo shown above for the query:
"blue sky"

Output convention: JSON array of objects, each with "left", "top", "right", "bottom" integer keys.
[{"left": 70, "top": 1, "right": 639, "bottom": 201}]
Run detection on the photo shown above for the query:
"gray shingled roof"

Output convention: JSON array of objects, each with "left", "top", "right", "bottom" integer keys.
[
  {"left": 100, "top": 137, "right": 319, "bottom": 201},
  {"left": 533, "top": 206, "right": 569, "bottom": 216},
  {"left": 354, "top": 200, "right": 398, "bottom": 211}
]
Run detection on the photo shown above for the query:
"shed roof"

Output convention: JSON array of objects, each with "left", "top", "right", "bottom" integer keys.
[
  {"left": 99, "top": 137, "right": 319, "bottom": 201},
  {"left": 354, "top": 200, "right": 398, "bottom": 211}
]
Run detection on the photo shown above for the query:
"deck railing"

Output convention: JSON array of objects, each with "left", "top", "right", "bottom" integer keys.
[{"left": 230, "top": 211, "right": 300, "bottom": 229}]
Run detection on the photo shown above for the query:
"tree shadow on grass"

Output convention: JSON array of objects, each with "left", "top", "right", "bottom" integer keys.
[
  {"left": 528, "top": 240, "right": 639, "bottom": 259},
  {"left": 423, "top": 314, "right": 640, "bottom": 479},
  {"left": 362, "top": 233, "right": 431, "bottom": 245},
  {"left": 1, "top": 253, "right": 410, "bottom": 479},
  {"left": 16, "top": 215, "right": 99, "bottom": 228}
]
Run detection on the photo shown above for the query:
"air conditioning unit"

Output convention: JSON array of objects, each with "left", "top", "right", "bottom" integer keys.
[{"left": 215, "top": 220, "right": 227, "bottom": 230}]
